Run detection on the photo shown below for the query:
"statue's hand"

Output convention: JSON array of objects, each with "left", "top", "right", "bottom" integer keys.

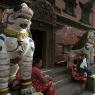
[{"left": 21, "top": 86, "right": 35, "bottom": 95}]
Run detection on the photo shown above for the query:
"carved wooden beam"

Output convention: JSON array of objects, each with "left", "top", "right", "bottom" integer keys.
[{"left": 56, "top": 14, "right": 95, "bottom": 31}]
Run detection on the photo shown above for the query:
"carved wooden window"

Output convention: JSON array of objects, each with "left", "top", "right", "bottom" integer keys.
[
  {"left": 55, "top": 6, "right": 61, "bottom": 14},
  {"left": 64, "top": 0, "right": 77, "bottom": 16},
  {"left": 79, "top": 1, "right": 92, "bottom": 25}
]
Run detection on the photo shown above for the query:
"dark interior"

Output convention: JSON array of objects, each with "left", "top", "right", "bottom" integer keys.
[{"left": 31, "top": 30, "right": 43, "bottom": 60}]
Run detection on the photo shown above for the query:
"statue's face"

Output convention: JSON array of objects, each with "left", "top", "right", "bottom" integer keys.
[
  {"left": 2, "top": 3, "right": 33, "bottom": 30},
  {"left": 88, "top": 30, "right": 95, "bottom": 45},
  {"left": 7, "top": 13, "right": 32, "bottom": 29}
]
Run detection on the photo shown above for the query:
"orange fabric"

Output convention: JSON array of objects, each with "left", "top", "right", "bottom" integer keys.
[
  {"left": 32, "top": 66, "right": 56, "bottom": 95},
  {"left": 71, "top": 64, "right": 87, "bottom": 81}
]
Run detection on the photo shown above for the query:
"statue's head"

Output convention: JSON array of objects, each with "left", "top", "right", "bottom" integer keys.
[
  {"left": 87, "top": 30, "right": 95, "bottom": 45},
  {"left": 2, "top": 3, "right": 33, "bottom": 30},
  {"left": 84, "top": 30, "right": 95, "bottom": 50}
]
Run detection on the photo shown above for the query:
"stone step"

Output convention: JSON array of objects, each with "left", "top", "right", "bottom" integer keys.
[
  {"left": 11, "top": 67, "right": 70, "bottom": 95},
  {"left": 43, "top": 67, "right": 67, "bottom": 77},
  {"left": 53, "top": 73, "right": 70, "bottom": 89},
  {"left": 43, "top": 67, "right": 70, "bottom": 90}
]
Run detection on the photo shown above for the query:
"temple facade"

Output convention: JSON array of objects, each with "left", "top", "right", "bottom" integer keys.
[{"left": 0, "top": 0, "right": 95, "bottom": 68}]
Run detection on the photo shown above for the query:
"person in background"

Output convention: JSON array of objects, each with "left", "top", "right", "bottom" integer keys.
[
  {"left": 79, "top": 54, "right": 88, "bottom": 74},
  {"left": 31, "top": 58, "right": 56, "bottom": 95},
  {"left": 71, "top": 53, "right": 88, "bottom": 88},
  {"left": 78, "top": 53, "right": 89, "bottom": 88}
]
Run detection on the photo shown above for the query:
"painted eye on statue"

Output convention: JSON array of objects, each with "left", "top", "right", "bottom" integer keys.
[{"left": 19, "top": 23, "right": 28, "bottom": 29}]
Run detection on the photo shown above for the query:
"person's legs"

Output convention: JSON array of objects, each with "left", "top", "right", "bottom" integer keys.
[
  {"left": 43, "top": 81, "right": 56, "bottom": 95},
  {"left": 32, "top": 80, "right": 56, "bottom": 95},
  {"left": 47, "top": 84, "right": 56, "bottom": 95}
]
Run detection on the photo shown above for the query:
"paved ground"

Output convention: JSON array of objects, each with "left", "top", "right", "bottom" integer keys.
[
  {"left": 56, "top": 82, "right": 95, "bottom": 95},
  {"left": 81, "top": 91, "right": 94, "bottom": 95},
  {"left": 56, "top": 86, "right": 94, "bottom": 95},
  {"left": 56, "top": 81, "right": 78, "bottom": 95}
]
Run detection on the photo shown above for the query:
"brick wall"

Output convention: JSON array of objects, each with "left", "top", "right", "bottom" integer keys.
[
  {"left": 55, "top": 0, "right": 95, "bottom": 63},
  {"left": 55, "top": 0, "right": 94, "bottom": 24}
]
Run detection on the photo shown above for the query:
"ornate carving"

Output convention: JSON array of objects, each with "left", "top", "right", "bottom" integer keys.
[
  {"left": 0, "top": 0, "right": 31, "bottom": 8},
  {"left": 30, "top": 0, "right": 55, "bottom": 24},
  {"left": 55, "top": 6, "right": 61, "bottom": 14},
  {"left": 79, "top": 1, "right": 92, "bottom": 25},
  {"left": 0, "top": 0, "right": 55, "bottom": 25},
  {"left": 47, "top": 0, "right": 55, "bottom": 5},
  {"left": 0, "top": 0, "right": 22, "bottom": 7}
]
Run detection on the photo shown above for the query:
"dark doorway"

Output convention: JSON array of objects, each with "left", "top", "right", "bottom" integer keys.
[{"left": 31, "top": 30, "right": 45, "bottom": 61}]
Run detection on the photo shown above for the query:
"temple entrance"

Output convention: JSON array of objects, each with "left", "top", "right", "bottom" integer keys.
[{"left": 31, "top": 30, "right": 46, "bottom": 67}]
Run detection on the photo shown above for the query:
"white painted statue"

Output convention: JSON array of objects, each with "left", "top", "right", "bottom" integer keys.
[
  {"left": 84, "top": 30, "right": 95, "bottom": 64},
  {"left": 0, "top": 3, "right": 43, "bottom": 95}
]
